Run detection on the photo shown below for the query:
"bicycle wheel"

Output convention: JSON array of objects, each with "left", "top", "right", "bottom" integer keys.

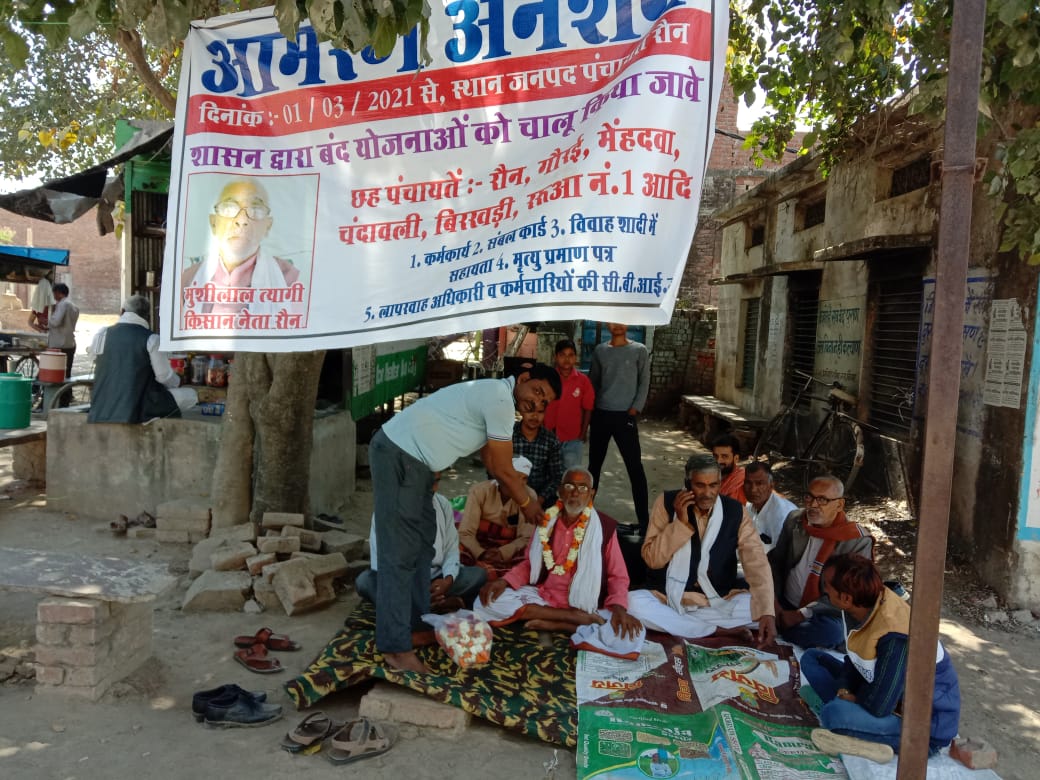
[
  {"left": 13, "top": 355, "right": 39, "bottom": 379},
  {"left": 13, "top": 356, "right": 43, "bottom": 411},
  {"left": 804, "top": 417, "right": 863, "bottom": 492},
  {"left": 754, "top": 409, "right": 790, "bottom": 459},
  {"left": 48, "top": 380, "right": 93, "bottom": 412}
]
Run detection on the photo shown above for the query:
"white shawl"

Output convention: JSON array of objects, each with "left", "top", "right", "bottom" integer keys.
[
  {"left": 528, "top": 507, "right": 604, "bottom": 614},
  {"left": 665, "top": 496, "right": 727, "bottom": 612}
]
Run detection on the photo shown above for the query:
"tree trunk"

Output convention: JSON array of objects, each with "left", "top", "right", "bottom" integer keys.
[{"left": 210, "top": 352, "right": 326, "bottom": 527}]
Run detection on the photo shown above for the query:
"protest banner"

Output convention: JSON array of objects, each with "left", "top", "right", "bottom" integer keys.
[{"left": 160, "top": 1, "right": 728, "bottom": 351}]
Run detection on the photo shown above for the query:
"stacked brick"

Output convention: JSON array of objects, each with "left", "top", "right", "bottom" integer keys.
[
  {"left": 35, "top": 597, "right": 152, "bottom": 701},
  {"left": 155, "top": 499, "right": 212, "bottom": 544},
  {"left": 182, "top": 512, "right": 367, "bottom": 616},
  {"left": 645, "top": 307, "right": 718, "bottom": 414}
]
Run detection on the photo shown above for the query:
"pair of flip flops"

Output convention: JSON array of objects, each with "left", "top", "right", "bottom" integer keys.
[
  {"left": 280, "top": 712, "right": 395, "bottom": 764},
  {"left": 232, "top": 628, "right": 300, "bottom": 674}
]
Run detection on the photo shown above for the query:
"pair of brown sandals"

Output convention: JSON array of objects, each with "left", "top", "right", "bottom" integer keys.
[
  {"left": 281, "top": 713, "right": 396, "bottom": 764},
  {"left": 232, "top": 627, "right": 301, "bottom": 674}
]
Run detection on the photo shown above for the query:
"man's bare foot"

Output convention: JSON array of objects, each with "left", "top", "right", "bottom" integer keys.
[
  {"left": 568, "top": 608, "right": 606, "bottom": 626},
  {"left": 383, "top": 650, "right": 431, "bottom": 674},
  {"left": 526, "top": 619, "right": 577, "bottom": 632},
  {"left": 711, "top": 626, "right": 753, "bottom": 642}
]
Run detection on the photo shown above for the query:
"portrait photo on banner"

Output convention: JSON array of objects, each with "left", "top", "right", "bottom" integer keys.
[{"left": 178, "top": 171, "right": 318, "bottom": 333}]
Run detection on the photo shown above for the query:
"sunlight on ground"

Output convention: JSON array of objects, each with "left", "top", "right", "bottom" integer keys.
[
  {"left": 0, "top": 740, "right": 50, "bottom": 758},
  {"left": 149, "top": 696, "right": 176, "bottom": 711}
]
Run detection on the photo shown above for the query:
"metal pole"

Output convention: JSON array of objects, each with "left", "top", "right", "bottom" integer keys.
[{"left": 897, "top": 0, "right": 986, "bottom": 776}]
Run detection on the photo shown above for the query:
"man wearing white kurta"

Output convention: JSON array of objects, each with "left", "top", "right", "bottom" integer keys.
[
  {"left": 628, "top": 454, "right": 777, "bottom": 646},
  {"left": 744, "top": 461, "right": 798, "bottom": 552}
]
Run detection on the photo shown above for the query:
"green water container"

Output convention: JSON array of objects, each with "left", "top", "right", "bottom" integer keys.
[{"left": 0, "top": 374, "right": 32, "bottom": 429}]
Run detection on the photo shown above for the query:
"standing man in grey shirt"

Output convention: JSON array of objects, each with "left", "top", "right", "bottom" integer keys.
[
  {"left": 47, "top": 283, "right": 80, "bottom": 378},
  {"left": 588, "top": 322, "right": 650, "bottom": 534}
]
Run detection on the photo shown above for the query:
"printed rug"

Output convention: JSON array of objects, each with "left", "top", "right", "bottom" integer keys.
[{"left": 284, "top": 601, "right": 578, "bottom": 746}]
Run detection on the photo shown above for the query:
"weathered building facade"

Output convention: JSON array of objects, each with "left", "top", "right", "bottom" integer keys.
[{"left": 712, "top": 110, "right": 1040, "bottom": 609}]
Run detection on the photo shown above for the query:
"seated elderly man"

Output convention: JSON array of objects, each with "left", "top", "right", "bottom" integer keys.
[
  {"left": 459, "top": 457, "right": 539, "bottom": 578},
  {"left": 744, "top": 461, "right": 798, "bottom": 552},
  {"left": 769, "top": 475, "right": 874, "bottom": 650},
  {"left": 357, "top": 472, "right": 486, "bottom": 613},
  {"left": 475, "top": 467, "right": 645, "bottom": 658},
  {"left": 628, "top": 454, "right": 776, "bottom": 646},
  {"left": 88, "top": 295, "right": 197, "bottom": 423}
]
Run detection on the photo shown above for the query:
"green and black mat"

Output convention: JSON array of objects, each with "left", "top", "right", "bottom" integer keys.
[{"left": 285, "top": 601, "right": 578, "bottom": 746}]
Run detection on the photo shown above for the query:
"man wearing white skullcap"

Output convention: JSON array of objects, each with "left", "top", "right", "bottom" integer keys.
[{"left": 459, "top": 456, "right": 538, "bottom": 578}]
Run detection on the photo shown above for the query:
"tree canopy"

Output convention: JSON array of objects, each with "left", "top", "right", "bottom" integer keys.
[{"left": 729, "top": 0, "right": 1040, "bottom": 263}]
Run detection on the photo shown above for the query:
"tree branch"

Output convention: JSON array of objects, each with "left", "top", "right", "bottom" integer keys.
[{"left": 115, "top": 28, "right": 176, "bottom": 115}]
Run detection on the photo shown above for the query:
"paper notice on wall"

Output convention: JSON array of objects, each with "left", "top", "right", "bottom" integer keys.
[{"left": 984, "top": 299, "right": 1027, "bottom": 408}]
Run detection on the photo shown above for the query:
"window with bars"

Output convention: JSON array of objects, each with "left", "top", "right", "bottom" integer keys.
[
  {"left": 889, "top": 157, "right": 932, "bottom": 198},
  {"left": 868, "top": 274, "right": 924, "bottom": 438},
  {"left": 740, "top": 298, "right": 760, "bottom": 388},
  {"left": 786, "top": 281, "right": 820, "bottom": 405}
]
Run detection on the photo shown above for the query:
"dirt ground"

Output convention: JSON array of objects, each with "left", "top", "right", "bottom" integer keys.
[{"left": 0, "top": 417, "right": 1036, "bottom": 779}]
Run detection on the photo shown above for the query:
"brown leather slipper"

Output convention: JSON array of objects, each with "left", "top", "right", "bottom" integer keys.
[
  {"left": 234, "top": 627, "right": 302, "bottom": 652},
  {"left": 233, "top": 642, "right": 284, "bottom": 674}
]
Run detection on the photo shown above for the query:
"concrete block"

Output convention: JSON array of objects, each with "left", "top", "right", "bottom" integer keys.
[
  {"left": 321, "top": 530, "right": 367, "bottom": 559},
  {"left": 257, "top": 535, "right": 302, "bottom": 555},
  {"left": 156, "top": 515, "right": 210, "bottom": 534},
  {"left": 272, "top": 563, "right": 317, "bottom": 616},
  {"left": 252, "top": 579, "right": 285, "bottom": 613},
  {"left": 209, "top": 524, "right": 258, "bottom": 544},
  {"left": 127, "top": 526, "right": 157, "bottom": 540},
  {"left": 156, "top": 499, "right": 211, "bottom": 521},
  {"left": 156, "top": 529, "right": 191, "bottom": 544},
  {"left": 304, "top": 553, "right": 349, "bottom": 580},
  {"left": 181, "top": 570, "right": 252, "bottom": 612},
  {"left": 262, "top": 512, "right": 305, "bottom": 530},
  {"left": 38, "top": 598, "right": 109, "bottom": 626},
  {"left": 34, "top": 665, "right": 65, "bottom": 685},
  {"left": 280, "top": 525, "right": 323, "bottom": 552},
  {"left": 359, "top": 685, "right": 471, "bottom": 738},
  {"left": 247, "top": 552, "right": 277, "bottom": 575},
  {"left": 209, "top": 541, "right": 258, "bottom": 572},
  {"left": 289, "top": 551, "right": 323, "bottom": 560},
  {"left": 189, "top": 537, "right": 226, "bottom": 577}
]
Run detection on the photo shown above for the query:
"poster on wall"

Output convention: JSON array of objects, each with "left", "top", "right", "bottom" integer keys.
[{"left": 159, "top": 1, "right": 729, "bottom": 352}]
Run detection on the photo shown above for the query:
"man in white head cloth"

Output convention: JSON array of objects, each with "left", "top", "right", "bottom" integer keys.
[
  {"left": 458, "top": 456, "right": 540, "bottom": 578},
  {"left": 475, "top": 467, "right": 645, "bottom": 659},
  {"left": 628, "top": 454, "right": 777, "bottom": 645}
]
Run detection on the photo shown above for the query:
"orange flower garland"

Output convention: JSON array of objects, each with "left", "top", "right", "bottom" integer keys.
[{"left": 538, "top": 501, "right": 592, "bottom": 576}]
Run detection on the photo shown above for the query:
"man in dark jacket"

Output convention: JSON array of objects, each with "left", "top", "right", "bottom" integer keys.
[
  {"left": 628, "top": 454, "right": 776, "bottom": 646},
  {"left": 88, "top": 296, "right": 197, "bottom": 423}
]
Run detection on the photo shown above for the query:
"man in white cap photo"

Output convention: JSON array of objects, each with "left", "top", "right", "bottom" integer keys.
[{"left": 459, "top": 456, "right": 539, "bottom": 579}]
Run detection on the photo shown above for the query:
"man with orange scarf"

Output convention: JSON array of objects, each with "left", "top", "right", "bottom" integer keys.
[{"left": 767, "top": 475, "right": 874, "bottom": 649}]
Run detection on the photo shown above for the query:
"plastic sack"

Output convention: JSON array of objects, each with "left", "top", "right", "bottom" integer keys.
[{"left": 420, "top": 609, "right": 494, "bottom": 668}]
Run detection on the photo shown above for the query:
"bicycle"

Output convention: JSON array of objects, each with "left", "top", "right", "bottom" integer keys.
[
  {"left": 754, "top": 369, "right": 875, "bottom": 492},
  {"left": 46, "top": 377, "right": 94, "bottom": 412},
  {"left": 10, "top": 354, "right": 43, "bottom": 411}
]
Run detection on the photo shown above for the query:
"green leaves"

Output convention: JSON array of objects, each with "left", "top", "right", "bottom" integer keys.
[
  {"left": 730, "top": 0, "right": 1040, "bottom": 263},
  {"left": 275, "top": 0, "right": 430, "bottom": 63}
]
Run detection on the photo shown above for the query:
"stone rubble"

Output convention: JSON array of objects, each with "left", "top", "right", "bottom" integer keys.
[{"left": 173, "top": 511, "right": 363, "bottom": 615}]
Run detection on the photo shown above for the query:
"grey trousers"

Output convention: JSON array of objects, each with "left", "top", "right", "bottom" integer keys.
[{"left": 369, "top": 429, "right": 436, "bottom": 653}]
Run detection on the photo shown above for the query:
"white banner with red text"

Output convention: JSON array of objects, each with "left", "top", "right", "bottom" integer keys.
[{"left": 160, "top": 1, "right": 728, "bottom": 351}]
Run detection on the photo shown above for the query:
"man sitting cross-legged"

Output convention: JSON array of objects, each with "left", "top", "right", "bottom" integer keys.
[
  {"left": 357, "top": 472, "right": 487, "bottom": 614},
  {"left": 628, "top": 454, "right": 777, "bottom": 647},
  {"left": 474, "top": 467, "right": 645, "bottom": 658}
]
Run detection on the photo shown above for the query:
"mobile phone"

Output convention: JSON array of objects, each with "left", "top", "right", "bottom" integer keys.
[{"left": 684, "top": 478, "right": 692, "bottom": 490}]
